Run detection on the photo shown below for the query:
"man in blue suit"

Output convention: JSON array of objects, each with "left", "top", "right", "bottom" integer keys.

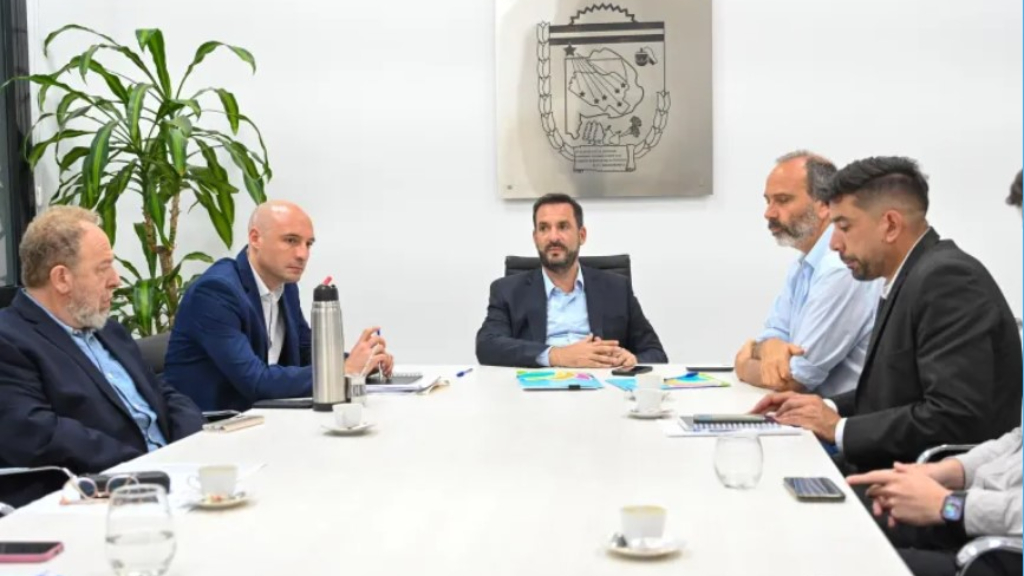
[
  {"left": 476, "top": 193, "right": 667, "bottom": 368},
  {"left": 0, "top": 207, "right": 205, "bottom": 507},
  {"left": 166, "top": 200, "right": 393, "bottom": 411}
]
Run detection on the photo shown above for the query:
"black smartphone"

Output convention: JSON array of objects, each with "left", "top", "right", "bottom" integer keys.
[
  {"left": 0, "top": 541, "right": 63, "bottom": 563},
  {"left": 203, "top": 410, "right": 240, "bottom": 422},
  {"left": 611, "top": 365, "right": 653, "bottom": 376},
  {"left": 783, "top": 477, "right": 846, "bottom": 502},
  {"left": 684, "top": 366, "right": 734, "bottom": 373}
]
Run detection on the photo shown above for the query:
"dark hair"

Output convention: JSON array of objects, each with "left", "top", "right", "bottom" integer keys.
[
  {"left": 821, "top": 156, "right": 929, "bottom": 213},
  {"left": 1007, "top": 170, "right": 1022, "bottom": 208},
  {"left": 532, "top": 193, "right": 584, "bottom": 228}
]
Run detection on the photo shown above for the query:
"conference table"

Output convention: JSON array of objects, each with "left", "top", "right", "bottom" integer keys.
[{"left": 0, "top": 365, "right": 911, "bottom": 576}]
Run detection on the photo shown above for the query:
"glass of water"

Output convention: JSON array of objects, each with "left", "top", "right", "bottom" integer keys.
[
  {"left": 714, "top": 431, "right": 764, "bottom": 489},
  {"left": 106, "top": 484, "right": 176, "bottom": 576}
]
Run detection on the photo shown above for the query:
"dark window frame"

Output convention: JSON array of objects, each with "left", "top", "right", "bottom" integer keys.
[{"left": 0, "top": 0, "right": 35, "bottom": 299}]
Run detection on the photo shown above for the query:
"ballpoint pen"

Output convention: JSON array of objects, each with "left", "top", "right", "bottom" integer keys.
[
  {"left": 376, "top": 329, "right": 386, "bottom": 382},
  {"left": 456, "top": 367, "right": 474, "bottom": 378}
]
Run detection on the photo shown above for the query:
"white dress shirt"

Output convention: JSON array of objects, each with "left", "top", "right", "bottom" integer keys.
[{"left": 252, "top": 270, "right": 285, "bottom": 366}]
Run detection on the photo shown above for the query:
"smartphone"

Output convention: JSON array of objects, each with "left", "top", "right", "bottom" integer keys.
[
  {"left": 611, "top": 365, "right": 653, "bottom": 376},
  {"left": 684, "top": 366, "right": 734, "bottom": 373},
  {"left": 0, "top": 541, "right": 63, "bottom": 563},
  {"left": 203, "top": 410, "right": 241, "bottom": 422},
  {"left": 783, "top": 477, "right": 846, "bottom": 502}
]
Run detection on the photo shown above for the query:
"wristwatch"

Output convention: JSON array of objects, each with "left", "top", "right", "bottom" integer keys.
[{"left": 941, "top": 490, "right": 968, "bottom": 524}]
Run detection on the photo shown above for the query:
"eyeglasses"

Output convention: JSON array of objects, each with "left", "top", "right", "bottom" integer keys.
[
  {"left": 0, "top": 466, "right": 140, "bottom": 505},
  {"left": 62, "top": 472, "right": 140, "bottom": 504}
]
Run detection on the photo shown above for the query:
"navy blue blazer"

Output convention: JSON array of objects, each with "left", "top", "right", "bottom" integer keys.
[
  {"left": 0, "top": 292, "right": 205, "bottom": 507},
  {"left": 475, "top": 266, "right": 668, "bottom": 367},
  {"left": 165, "top": 249, "right": 312, "bottom": 411}
]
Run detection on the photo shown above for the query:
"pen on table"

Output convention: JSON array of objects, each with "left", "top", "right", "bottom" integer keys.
[
  {"left": 376, "top": 329, "right": 386, "bottom": 381},
  {"left": 456, "top": 367, "right": 474, "bottom": 378}
]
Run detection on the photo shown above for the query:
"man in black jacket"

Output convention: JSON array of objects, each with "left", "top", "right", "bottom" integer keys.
[
  {"left": 753, "top": 157, "right": 1021, "bottom": 472},
  {"left": 476, "top": 193, "right": 667, "bottom": 368}
]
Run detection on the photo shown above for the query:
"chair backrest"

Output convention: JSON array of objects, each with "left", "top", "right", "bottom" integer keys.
[
  {"left": 503, "top": 254, "right": 631, "bottom": 280},
  {"left": 135, "top": 332, "right": 171, "bottom": 376},
  {"left": 0, "top": 286, "right": 17, "bottom": 310}
]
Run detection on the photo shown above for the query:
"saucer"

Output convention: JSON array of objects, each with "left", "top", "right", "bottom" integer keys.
[
  {"left": 607, "top": 534, "right": 683, "bottom": 558},
  {"left": 194, "top": 491, "right": 249, "bottom": 510},
  {"left": 627, "top": 407, "right": 673, "bottom": 419},
  {"left": 321, "top": 421, "right": 375, "bottom": 435}
]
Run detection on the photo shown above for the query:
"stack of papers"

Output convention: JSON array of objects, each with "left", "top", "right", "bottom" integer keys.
[{"left": 516, "top": 370, "right": 602, "bottom": 390}]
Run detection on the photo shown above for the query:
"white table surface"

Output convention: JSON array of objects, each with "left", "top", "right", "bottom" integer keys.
[{"left": 0, "top": 365, "right": 910, "bottom": 576}]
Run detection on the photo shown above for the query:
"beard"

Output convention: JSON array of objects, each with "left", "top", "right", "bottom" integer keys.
[
  {"left": 840, "top": 254, "right": 880, "bottom": 281},
  {"left": 538, "top": 242, "right": 580, "bottom": 273},
  {"left": 769, "top": 207, "right": 822, "bottom": 248},
  {"left": 68, "top": 293, "right": 111, "bottom": 330}
]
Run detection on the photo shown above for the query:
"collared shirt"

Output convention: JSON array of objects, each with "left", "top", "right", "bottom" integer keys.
[
  {"left": 24, "top": 291, "right": 167, "bottom": 451},
  {"left": 536, "top": 267, "right": 591, "bottom": 367},
  {"left": 834, "top": 227, "right": 931, "bottom": 452},
  {"left": 757, "top": 226, "right": 882, "bottom": 396},
  {"left": 252, "top": 268, "right": 285, "bottom": 366}
]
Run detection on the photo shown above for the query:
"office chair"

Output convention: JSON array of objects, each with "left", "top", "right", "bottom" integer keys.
[
  {"left": 135, "top": 332, "right": 171, "bottom": 377},
  {"left": 503, "top": 254, "right": 631, "bottom": 280},
  {"left": 134, "top": 332, "right": 231, "bottom": 421},
  {"left": 916, "top": 444, "right": 1023, "bottom": 576},
  {"left": 0, "top": 286, "right": 17, "bottom": 309}
]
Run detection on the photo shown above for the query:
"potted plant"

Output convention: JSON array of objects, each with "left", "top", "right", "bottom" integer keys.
[{"left": 6, "top": 25, "right": 270, "bottom": 335}]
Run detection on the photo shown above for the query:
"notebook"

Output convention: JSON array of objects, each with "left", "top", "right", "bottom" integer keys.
[
  {"left": 663, "top": 414, "right": 803, "bottom": 437},
  {"left": 606, "top": 372, "right": 730, "bottom": 392},
  {"left": 516, "top": 370, "right": 602, "bottom": 390}
]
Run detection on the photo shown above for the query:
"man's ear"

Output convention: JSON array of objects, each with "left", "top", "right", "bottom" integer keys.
[
  {"left": 881, "top": 210, "right": 905, "bottom": 244},
  {"left": 49, "top": 265, "right": 72, "bottom": 296},
  {"left": 579, "top": 225, "right": 587, "bottom": 245}
]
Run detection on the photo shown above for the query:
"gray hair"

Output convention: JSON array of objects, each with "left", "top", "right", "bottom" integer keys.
[
  {"left": 20, "top": 206, "right": 101, "bottom": 288},
  {"left": 776, "top": 150, "right": 837, "bottom": 202}
]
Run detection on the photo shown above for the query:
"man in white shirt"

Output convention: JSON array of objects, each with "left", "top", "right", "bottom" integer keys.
[{"left": 166, "top": 201, "right": 395, "bottom": 411}]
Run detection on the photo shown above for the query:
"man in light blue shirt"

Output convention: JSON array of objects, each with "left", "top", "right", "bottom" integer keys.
[
  {"left": 735, "top": 151, "right": 881, "bottom": 396},
  {"left": 476, "top": 194, "right": 668, "bottom": 368},
  {"left": 24, "top": 292, "right": 167, "bottom": 451}
]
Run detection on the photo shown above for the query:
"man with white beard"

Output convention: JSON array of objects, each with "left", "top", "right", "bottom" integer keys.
[
  {"left": 0, "top": 206, "right": 204, "bottom": 507},
  {"left": 733, "top": 151, "right": 881, "bottom": 396}
]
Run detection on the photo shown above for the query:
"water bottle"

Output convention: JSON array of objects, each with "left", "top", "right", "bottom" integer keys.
[{"left": 312, "top": 278, "right": 347, "bottom": 411}]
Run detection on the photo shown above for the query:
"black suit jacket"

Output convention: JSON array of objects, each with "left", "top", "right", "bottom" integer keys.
[
  {"left": 831, "top": 229, "right": 1022, "bottom": 471},
  {"left": 0, "top": 293, "right": 205, "bottom": 507},
  {"left": 475, "top": 266, "right": 668, "bottom": 367}
]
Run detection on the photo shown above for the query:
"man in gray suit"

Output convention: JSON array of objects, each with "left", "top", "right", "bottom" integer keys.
[{"left": 846, "top": 170, "right": 1023, "bottom": 576}]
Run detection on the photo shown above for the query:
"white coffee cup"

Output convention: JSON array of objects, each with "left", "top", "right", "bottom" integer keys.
[
  {"left": 190, "top": 464, "right": 238, "bottom": 498},
  {"left": 635, "top": 388, "right": 663, "bottom": 413},
  {"left": 635, "top": 372, "right": 662, "bottom": 390},
  {"left": 621, "top": 505, "right": 667, "bottom": 543},
  {"left": 333, "top": 402, "right": 363, "bottom": 429}
]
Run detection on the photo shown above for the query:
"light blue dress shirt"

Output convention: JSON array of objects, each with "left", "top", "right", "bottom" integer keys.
[
  {"left": 536, "top": 267, "right": 591, "bottom": 366},
  {"left": 25, "top": 292, "right": 167, "bottom": 451},
  {"left": 757, "top": 226, "right": 882, "bottom": 396}
]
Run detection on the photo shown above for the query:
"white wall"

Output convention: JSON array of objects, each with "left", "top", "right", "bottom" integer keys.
[{"left": 26, "top": 0, "right": 1023, "bottom": 364}]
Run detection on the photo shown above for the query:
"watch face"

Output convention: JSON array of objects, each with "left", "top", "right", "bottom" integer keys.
[{"left": 942, "top": 493, "right": 965, "bottom": 522}]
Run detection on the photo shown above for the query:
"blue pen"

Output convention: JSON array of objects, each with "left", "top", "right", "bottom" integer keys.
[{"left": 456, "top": 367, "right": 475, "bottom": 378}]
